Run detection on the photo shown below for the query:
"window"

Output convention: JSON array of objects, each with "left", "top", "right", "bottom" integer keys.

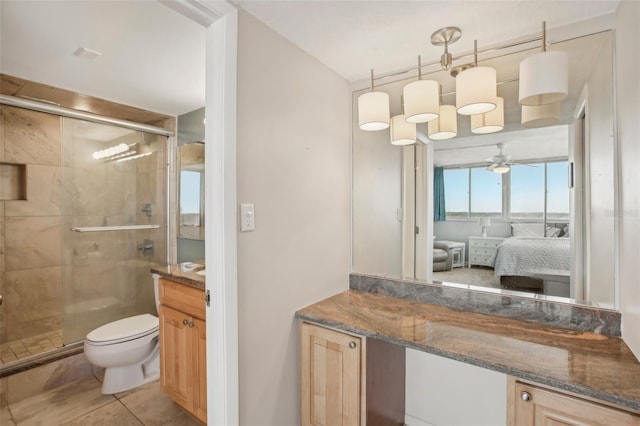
[
  {"left": 442, "top": 161, "right": 568, "bottom": 221},
  {"left": 509, "top": 161, "right": 569, "bottom": 221},
  {"left": 443, "top": 168, "right": 468, "bottom": 218},
  {"left": 470, "top": 167, "right": 502, "bottom": 218},
  {"left": 443, "top": 167, "right": 502, "bottom": 219},
  {"left": 510, "top": 164, "right": 545, "bottom": 219},
  {"left": 546, "top": 162, "right": 570, "bottom": 220}
]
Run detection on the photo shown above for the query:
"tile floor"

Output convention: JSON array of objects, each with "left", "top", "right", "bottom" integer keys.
[
  {"left": 0, "top": 330, "right": 64, "bottom": 365},
  {"left": 1, "top": 378, "right": 202, "bottom": 426}
]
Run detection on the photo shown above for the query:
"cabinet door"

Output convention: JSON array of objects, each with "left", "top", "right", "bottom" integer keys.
[
  {"left": 300, "top": 322, "right": 362, "bottom": 426},
  {"left": 512, "top": 381, "right": 640, "bottom": 426},
  {"left": 159, "top": 305, "right": 192, "bottom": 409},
  {"left": 192, "top": 317, "right": 207, "bottom": 423}
]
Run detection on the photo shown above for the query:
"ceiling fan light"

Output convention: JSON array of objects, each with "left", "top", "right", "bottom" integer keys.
[
  {"left": 428, "top": 105, "right": 457, "bottom": 140},
  {"left": 471, "top": 97, "right": 504, "bottom": 134},
  {"left": 493, "top": 164, "right": 510, "bottom": 174},
  {"left": 403, "top": 79, "right": 440, "bottom": 123},
  {"left": 390, "top": 114, "right": 417, "bottom": 145},
  {"left": 358, "top": 91, "right": 390, "bottom": 131},
  {"left": 456, "top": 66, "right": 497, "bottom": 115},
  {"left": 521, "top": 102, "right": 561, "bottom": 127},
  {"left": 519, "top": 50, "right": 568, "bottom": 106}
]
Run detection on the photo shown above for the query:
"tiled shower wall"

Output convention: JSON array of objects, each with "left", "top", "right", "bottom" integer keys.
[
  {"left": 0, "top": 105, "right": 168, "bottom": 350},
  {"left": 1, "top": 106, "right": 64, "bottom": 345}
]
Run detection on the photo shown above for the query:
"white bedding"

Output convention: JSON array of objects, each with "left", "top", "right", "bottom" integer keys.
[{"left": 493, "top": 237, "right": 570, "bottom": 277}]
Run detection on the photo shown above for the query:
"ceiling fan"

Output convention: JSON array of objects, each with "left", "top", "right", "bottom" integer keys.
[{"left": 483, "top": 143, "right": 536, "bottom": 173}]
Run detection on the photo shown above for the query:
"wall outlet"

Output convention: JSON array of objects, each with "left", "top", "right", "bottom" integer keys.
[{"left": 240, "top": 203, "right": 255, "bottom": 232}]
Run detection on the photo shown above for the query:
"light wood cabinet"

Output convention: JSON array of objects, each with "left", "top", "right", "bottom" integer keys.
[
  {"left": 300, "top": 321, "right": 405, "bottom": 426},
  {"left": 508, "top": 378, "right": 640, "bottom": 426},
  {"left": 159, "top": 278, "right": 206, "bottom": 424}
]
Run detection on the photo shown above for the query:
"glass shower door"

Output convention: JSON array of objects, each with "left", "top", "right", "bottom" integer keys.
[{"left": 61, "top": 117, "right": 167, "bottom": 343}]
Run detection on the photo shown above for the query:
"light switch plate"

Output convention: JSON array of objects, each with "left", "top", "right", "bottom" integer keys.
[{"left": 240, "top": 203, "right": 255, "bottom": 232}]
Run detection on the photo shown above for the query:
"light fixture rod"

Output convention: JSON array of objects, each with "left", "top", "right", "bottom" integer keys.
[
  {"left": 473, "top": 40, "right": 478, "bottom": 66},
  {"left": 368, "top": 28, "right": 608, "bottom": 86},
  {"left": 418, "top": 56, "right": 422, "bottom": 79},
  {"left": 542, "top": 21, "right": 547, "bottom": 52},
  {"left": 370, "top": 69, "right": 374, "bottom": 91}
]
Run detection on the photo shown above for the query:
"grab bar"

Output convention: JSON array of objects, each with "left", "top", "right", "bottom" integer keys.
[{"left": 71, "top": 224, "right": 160, "bottom": 232}]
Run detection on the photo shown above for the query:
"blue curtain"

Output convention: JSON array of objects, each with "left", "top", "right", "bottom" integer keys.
[{"left": 434, "top": 167, "right": 446, "bottom": 221}]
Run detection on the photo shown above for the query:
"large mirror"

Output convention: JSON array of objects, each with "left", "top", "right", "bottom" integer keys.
[{"left": 352, "top": 30, "right": 616, "bottom": 309}]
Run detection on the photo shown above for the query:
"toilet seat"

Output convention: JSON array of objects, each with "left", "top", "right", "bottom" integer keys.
[{"left": 86, "top": 314, "right": 158, "bottom": 346}]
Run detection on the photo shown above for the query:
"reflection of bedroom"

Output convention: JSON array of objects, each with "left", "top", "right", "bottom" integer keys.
[{"left": 431, "top": 125, "right": 571, "bottom": 297}]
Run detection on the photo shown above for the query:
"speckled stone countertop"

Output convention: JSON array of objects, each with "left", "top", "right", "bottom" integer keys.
[
  {"left": 296, "top": 290, "right": 640, "bottom": 412},
  {"left": 151, "top": 263, "right": 205, "bottom": 289}
]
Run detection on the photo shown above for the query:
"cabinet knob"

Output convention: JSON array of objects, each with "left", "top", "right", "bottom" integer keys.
[
  {"left": 183, "top": 319, "right": 189, "bottom": 325},
  {"left": 349, "top": 341, "right": 357, "bottom": 349},
  {"left": 520, "top": 391, "right": 532, "bottom": 402},
  {"left": 189, "top": 322, "right": 195, "bottom": 328}
]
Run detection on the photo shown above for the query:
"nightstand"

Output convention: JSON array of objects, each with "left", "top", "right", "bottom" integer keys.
[
  {"left": 468, "top": 236, "right": 506, "bottom": 268},
  {"left": 434, "top": 240, "right": 466, "bottom": 268}
]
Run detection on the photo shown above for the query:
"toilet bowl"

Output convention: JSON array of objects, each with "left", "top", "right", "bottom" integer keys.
[{"left": 84, "top": 275, "right": 162, "bottom": 394}]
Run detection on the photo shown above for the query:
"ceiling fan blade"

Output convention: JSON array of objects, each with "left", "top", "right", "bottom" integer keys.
[{"left": 486, "top": 163, "right": 498, "bottom": 171}]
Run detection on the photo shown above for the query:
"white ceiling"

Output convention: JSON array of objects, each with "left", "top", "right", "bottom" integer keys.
[{"left": 0, "top": 0, "right": 619, "bottom": 117}]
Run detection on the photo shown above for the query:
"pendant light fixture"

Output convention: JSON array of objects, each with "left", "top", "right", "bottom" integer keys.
[
  {"left": 428, "top": 105, "right": 458, "bottom": 140},
  {"left": 358, "top": 69, "right": 390, "bottom": 131},
  {"left": 403, "top": 56, "right": 439, "bottom": 123},
  {"left": 471, "top": 96, "right": 504, "bottom": 134},
  {"left": 391, "top": 96, "right": 417, "bottom": 145},
  {"left": 521, "top": 102, "right": 561, "bottom": 127},
  {"left": 519, "top": 22, "right": 568, "bottom": 106},
  {"left": 428, "top": 86, "right": 457, "bottom": 140},
  {"left": 456, "top": 40, "right": 497, "bottom": 115}
]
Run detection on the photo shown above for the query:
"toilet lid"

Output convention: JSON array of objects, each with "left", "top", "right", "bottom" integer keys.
[{"left": 87, "top": 314, "right": 158, "bottom": 345}]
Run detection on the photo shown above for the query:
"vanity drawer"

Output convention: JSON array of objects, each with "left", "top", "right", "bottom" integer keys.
[{"left": 159, "top": 278, "right": 205, "bottom": 320}]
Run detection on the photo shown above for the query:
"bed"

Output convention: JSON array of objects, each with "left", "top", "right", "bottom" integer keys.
[{"left": 493, "top": 236, "right": 570, "bottom": 292}]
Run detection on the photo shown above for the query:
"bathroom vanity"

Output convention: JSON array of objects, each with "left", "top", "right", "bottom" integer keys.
[
  {"left": 152, "top": 266, "right": 207, "bottom": 424},
  {"left": 296, "top": 290, "right": 640, "bottom": 426}
]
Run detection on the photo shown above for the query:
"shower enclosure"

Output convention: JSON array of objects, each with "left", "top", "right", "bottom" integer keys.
[{"left": 0, "top": 100, "right": 169, "bottom": 369}]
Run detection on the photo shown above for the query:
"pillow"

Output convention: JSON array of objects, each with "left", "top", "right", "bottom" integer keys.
[
  {"left": 546, "top": 226, "right": 562, "bottom": 238},
  {"left": 511, "top": 223, "right": 544, "bottom": 237}
]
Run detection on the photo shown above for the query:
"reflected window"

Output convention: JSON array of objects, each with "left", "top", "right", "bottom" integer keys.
[
  {"left": 444, "top": 168, "right": 468, "bottom": 218},
  {"left": 509, "top": 161, "right": 569, "bottom": 221},
  {"left": 180, "top": 170, "right": 202, "bottom": 226},
  {"left": 470, "top": 167, "right": 502, "bottom": 218}
]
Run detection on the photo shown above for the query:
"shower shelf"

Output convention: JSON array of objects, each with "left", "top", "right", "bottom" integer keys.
[{"left": 71, "top": 224, "right": 160, "bottom": 232}]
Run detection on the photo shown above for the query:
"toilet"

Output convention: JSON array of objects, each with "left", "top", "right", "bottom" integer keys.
[{"left": 84, "top": 274, "right": 162, "bottom": 394}]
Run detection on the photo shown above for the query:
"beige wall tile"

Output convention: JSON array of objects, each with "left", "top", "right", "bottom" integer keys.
[
  {"left": 5, "top": 164, "right": 62, "bottom": 217},
  {"left": 0, "top": 105, "right": 5, "bottom": 162},
  {"left": 4, "top": 216, "right": 62, "bottom": 271},
  {"left": 4, "top": 267, "right": 62, "bottom": 340},
  {"left": 2, "top": 106, "right": 61, "bottom": 166}
]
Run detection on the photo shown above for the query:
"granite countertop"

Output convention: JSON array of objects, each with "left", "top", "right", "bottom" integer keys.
[
  {"left": 151, "top": 263, "right": 205, "bottom": 289},
  {"left": 295, "top": 290, "right": 640, "bottom": 412}
]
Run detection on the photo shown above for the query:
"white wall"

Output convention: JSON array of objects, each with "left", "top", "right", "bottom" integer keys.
[
  {"left": 615, "top": 0, "right": 640, "bottom": 359},
  {"left": 405, "top": 349, "right": 507, "bottom": 426},
  {"left": 236, "top": 9, "right": 351, "bottom": 425},
  {"left": 583, "top": 38, "right": 616, "bottom": 306}
]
